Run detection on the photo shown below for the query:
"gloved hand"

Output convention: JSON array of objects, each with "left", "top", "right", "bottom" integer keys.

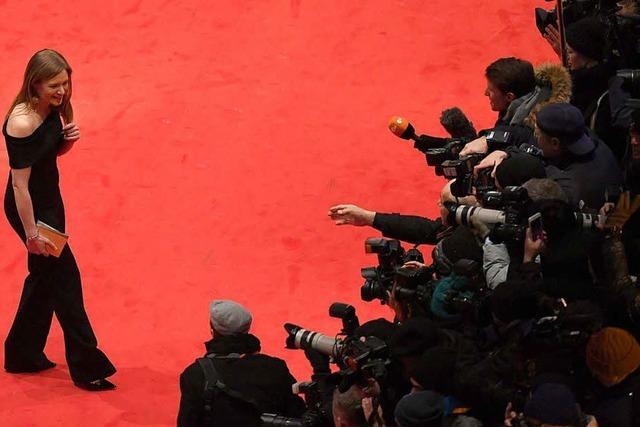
[
  {"left": 304, "top": 347, "right": 330, "bottom": 375},
  {"left": 601, "top": 191, "right": 640, "bottom": 231}
]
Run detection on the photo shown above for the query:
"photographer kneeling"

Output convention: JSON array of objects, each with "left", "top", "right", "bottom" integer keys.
[{"left": 178, "top": 300, "right": 305, "bottom": 426}]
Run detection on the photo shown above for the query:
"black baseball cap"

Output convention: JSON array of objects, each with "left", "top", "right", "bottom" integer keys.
[{"left": 536, "top": 103, "right": 595, "bottom": 156}]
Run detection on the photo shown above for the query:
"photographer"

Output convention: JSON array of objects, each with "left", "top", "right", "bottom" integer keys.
[
  {"left": 591, "top": 192, "right": 640, "bottom": 331},
  {"left": 583, "top": 327, "right": 640, "bottom": 424},
  {"left": 516, "top": 198, "right": 598, "bottom": 301},
  {"left": 459, "top": 58, "right": 571, "bottom": 156},
  {"left": 409, "top": 346, "right": 484, "bottom": 425},
  {"left": 477, "top": 103, "right": 623, "bottom": 209},
  {"left": 332, "top": 384, "right": 380, "bottom": 427},
  {"left": 468, "top": 158, "right": 549, "bottom": 290},
  {"left": 537, "top": 102, "right": 623, "bottom": 209},
  {"left": 481, "top": 180, "right": 565, "bottom": 291},
  {"left": 177, "top": 300, "right": 305, "bottom": 426},
  {"left": 504, "top": 383, "right": 598, "bottom": 427},
  {"left": 454, "top": 280, "right": 544, "bottom": 423},
  {"left": 543, "top": 0, "right": 640, "bottom": 69},
  {"left": 328, "top": 181, "right": 477, "bottom": 245},
  {"left": 547, "top": 16, "right": 632, "bottom": 162}
]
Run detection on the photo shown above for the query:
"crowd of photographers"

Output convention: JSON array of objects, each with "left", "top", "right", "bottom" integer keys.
[{"left": 178, "top": 1, "right": 640, "bottom": 426}]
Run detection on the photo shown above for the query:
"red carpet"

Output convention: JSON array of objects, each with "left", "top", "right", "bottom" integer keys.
[{"left": 0, "top": 1, "right": 555, "bottom": 424}]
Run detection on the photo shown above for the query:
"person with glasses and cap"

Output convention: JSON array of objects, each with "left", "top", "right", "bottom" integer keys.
[
  {"left": 476, "top": 103, "right": 623, "bottom": 210},
  {"left": 534, "top": 103, "right": 623, "bottom": 210}
]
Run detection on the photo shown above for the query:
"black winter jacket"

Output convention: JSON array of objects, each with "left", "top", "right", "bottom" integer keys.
[
  {"left": 586, "top": 368, "right": 640, "bottom": 427},
  {"left": 372, "top": 213, "right": 445, "bottom": 245},
  {"left": 177, "top": 334, "right": 306, "bottom": 426},
  {"left": 543, "top": 137, "right": 623, "bottom": 210}
]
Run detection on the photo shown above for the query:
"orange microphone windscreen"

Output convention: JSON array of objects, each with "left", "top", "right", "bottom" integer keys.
[{"left": 388, "top": 116, "right": 413, "bottom": 139}]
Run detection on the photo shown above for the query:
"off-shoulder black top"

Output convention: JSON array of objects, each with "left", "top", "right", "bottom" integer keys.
[{"left": 3, "top": 111, "right": 66, "bottom": 233}]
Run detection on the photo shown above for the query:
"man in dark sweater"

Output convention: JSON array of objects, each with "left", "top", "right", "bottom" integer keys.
[{"left": 177, "top": 300, "right": 306, "bottom": 426}]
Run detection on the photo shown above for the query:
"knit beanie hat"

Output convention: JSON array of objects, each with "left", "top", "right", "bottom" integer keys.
[
  {"left": 586, "top": 327, "right": 640, "bottom": 385},
  {"left": 495, "top": 152, "right": 546, "bottom": 188},
  {"left": 394, "top": 391, "right": 444, "bottom": 427},
  {"left": 523, "top": 383, "right": 580, "bottom": 424},
  {"left": 565, "top": 17, "right": 606, "bottom": 62}
]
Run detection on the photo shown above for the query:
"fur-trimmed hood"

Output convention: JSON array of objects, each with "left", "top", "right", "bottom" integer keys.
[{"left": 523, "top": 63, "right": 572, "bottom": 129}]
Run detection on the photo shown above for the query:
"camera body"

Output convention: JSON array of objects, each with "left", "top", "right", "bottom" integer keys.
[
  {"left": 444, "top": 186, "right": 530, "bottom": 244},
  {"left": 393, "top": 266, "right": 437, "bottom": 307},
  {"left": 360, "top": 238, "right": 424, "bottom": 303},
  {"left": 481, "top": 187, "right": 530, "bottom": 243},
  {"left": 284, "top": 304, "right": 392, "bottom": 394},
  {"left": 425, "top": 139, "right": 467, "bottom": 176},
  {"left": 442, "top": 154, "right": 498, "bottom": 198},
  {"left": 261, "top": 380, "right": 333, "bottom": 426}
]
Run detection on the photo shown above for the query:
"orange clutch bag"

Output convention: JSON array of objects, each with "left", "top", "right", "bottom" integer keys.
[{"left": 36, "top": 221, "right": 69, "bottom": 258}]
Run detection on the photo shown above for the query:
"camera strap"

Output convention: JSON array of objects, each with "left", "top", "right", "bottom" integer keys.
[{"left": 196, "top": 356, "right": 262, "bottom": 423}]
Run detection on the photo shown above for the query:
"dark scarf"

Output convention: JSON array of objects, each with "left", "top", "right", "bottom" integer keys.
[{"left": 205, "top": 333, "right": 261, "bottom": 356}]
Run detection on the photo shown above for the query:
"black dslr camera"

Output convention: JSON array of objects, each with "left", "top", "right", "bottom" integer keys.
[
  {"left": 392, "top": 265, "right": 437, "bottom": 307},
  {"left": 261, "top": 381, "right": 327, "bottom": 426},
  {"left": 424, "top": 139, "right": 467, "bottom": 176},
  {"left": 444, "top": 186, "right": 531, "bottom": 244},
  {"left": 360, "top": 238, "right": 424, "bottom": 303},
  {"left": 441, "top": 154, "right": 496, "bottom": 198},
  {"left": 481, "top": 187, "right": 530, "bottom": 244},
  {"left": 284, "top": 303, "right": 391, "bottom": 392}
]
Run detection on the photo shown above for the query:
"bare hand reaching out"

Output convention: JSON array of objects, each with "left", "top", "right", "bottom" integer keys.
[{"left": 328, "top": 204, "right": 375, "bottom": 226}]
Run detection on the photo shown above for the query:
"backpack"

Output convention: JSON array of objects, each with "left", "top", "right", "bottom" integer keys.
[{"left": 196, "top": 355, "right": 262, "bottom": 426}]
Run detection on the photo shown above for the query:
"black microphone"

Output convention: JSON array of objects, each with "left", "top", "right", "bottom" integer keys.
[{"left": 440, "top": 107, "right": 477, "bottom": 139}]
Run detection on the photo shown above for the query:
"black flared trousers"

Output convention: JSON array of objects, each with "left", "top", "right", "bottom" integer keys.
[{"left": 4, "top": 243, "right": 116, "bottom": 383}]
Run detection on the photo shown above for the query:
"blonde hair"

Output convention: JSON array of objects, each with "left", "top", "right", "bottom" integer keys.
[{"left": 6, "top": 49, "right": 73, "bottom": 122}]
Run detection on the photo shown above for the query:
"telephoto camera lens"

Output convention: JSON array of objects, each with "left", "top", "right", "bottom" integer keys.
[
  {"left": 445, "top": 203, "right": 506, "bottom": 227},
  {"left": 284, "top": 323, "right": 340, "bottom": 357}
]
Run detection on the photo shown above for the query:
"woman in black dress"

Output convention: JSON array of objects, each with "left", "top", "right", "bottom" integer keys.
[{"left": 3, "top": 49, "right": 116, "bottom": 390}]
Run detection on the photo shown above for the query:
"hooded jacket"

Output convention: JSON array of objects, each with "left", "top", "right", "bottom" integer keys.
[{"left": 491, "top": 63, "right": 572, "bottom": 148}]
